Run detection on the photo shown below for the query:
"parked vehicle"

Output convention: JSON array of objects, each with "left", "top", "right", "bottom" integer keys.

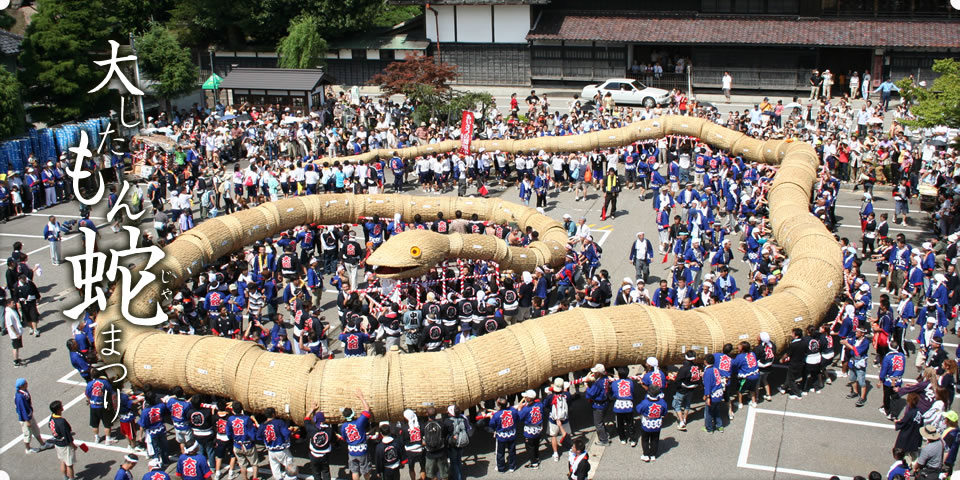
[{"left": 580, "top": 78, "right": 671, "bottom": 108}]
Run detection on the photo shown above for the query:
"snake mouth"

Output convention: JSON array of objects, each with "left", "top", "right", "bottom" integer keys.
[{"left": 372, "top": 265, "right": 420, "bottom": 276}]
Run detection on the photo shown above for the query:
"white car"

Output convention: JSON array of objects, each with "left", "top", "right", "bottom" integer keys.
[{"left": 581, "top": 78, "right": 670, "bottom": 108}]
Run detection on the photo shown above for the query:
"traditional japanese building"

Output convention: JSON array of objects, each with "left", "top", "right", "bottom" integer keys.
[{"left": 393, "top": 0, "right": 960, "bottom": 90}]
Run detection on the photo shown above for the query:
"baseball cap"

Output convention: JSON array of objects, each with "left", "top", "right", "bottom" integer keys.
[
  {"left": 945, "top": 411, "right": 959, "bottom": 423},
  {"left": 591, "top": 363, "right": 605, "bottom": 374}
]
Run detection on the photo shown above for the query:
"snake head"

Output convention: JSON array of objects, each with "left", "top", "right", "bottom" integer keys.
[{"left": 367, "top": 230, "right": 449, "bottom": 279}]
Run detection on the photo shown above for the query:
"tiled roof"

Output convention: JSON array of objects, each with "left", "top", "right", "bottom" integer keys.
[
  {"left": 0, "top": 30, "right": 23, "bottom": 56},
  {"left": 527, "top": 14, "right": 960, "bottom": 48},
  {"left": 219, "top": 68, "right": 337, "bottom": 92}
]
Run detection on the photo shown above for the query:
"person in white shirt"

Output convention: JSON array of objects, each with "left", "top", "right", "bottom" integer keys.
[
  {"left": 43, "top": 216, "right": 62, "bottom": 265},
  {"left": 573, "top": 218, "right": 591, "bottom": 244},
  {"left": 721, "top": 72, "right": 733, "bottom": 103},
  {"left": 5, "top": 298, "right": 24, "bottom": 367}
]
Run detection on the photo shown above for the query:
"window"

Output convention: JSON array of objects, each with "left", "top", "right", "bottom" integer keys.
[
  {"left": 352, "top": 49, "right": 367, "bottom": 60},
  {"left": 381, "top": 50, "right": 396, "bottom": 61}
]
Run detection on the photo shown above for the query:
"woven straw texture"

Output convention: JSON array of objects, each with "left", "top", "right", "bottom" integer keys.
[
  {"left": 761, "top": 140, "right": 785, "bottom": 164},
  {"left": 114, "top": 117, "right": 841, "bottom": 424},
  {"left": 220, "top": 341, "right": 264, "bottom": 402},
  {"left": 634, "top": 119, "right": 664, "bottom": 141},
  {"left": 483, "top": 138, "right": 515, "bottom": 153},
  {"left": 314, "top": 194, "right": 357, "bottom": 225},
  {"left": 463, "top": 330, "right": 528, "bottom": 397},
  {"left": 771, "top": 164, "right": 819, "bottom": 193},
  {"left": 511, "top": 318, "right": 554, "bottom": 388},
  {"left": 274, "top": 197, "right": 310, "bottom": 229},
  {"left": 123, "top": 332, "right": 164, "bottom": 387},
  {"left": 245, "top": 353, "right": 317, "bottom": 418},
  {"left": 665, "top": 117, "right": 705, "bottom": 139},
  {"left": 232, "top": 208, "right": 271, "bottom": 247},
  {"left": 755, "top": 290, "right": 813, "bottom": 332},
  {"left": 604, "top": 305, "right": 655, "bottom": 366},
  {"left": 360, "top": 195, "right": 401, "bottom": 221},
  {"left": 530, "top": 309, "right": 594, "bottom": 374},
  {"left": 164, "top": 239, "right": 205, "bottom": 278},
  {"left": 190, "top": 219, "right": 236, "bottom": 260},
  {"left": 503, "top": 246, "right": 544, "bottom": 274},
  {"left": 183, "top": 336, "right": 237, "bottom": 397},
  {"left": 231, "top": 345, "right": 267, "bottom": 407},
  {"left": 730, "top": 136, "right": 765, "bottom": 161},
  {"left": 597, "top": 127, "right": 628, "bottom": 149},
  {"left": 179, "top": 234, "right": 213, "bottom": 268},
  {"left": 701, "top": 122, "right": 744, "bottom": 151},
  {"left": 258, "top": 203, "right": 282, "bottom": 231},
  {"left": 126, "top": 281, "right": 163, "bottom": 320}
]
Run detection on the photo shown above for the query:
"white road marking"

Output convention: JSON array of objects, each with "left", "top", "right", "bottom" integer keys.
[
  {"left": 0, "top": 393, "right": 86, "bottom": 455},
  {"left": 736, "top": 403, "right": 758, "bottom": 468},
  {"left": 0, "top": 233, "right": 47, "bottom": 239},
  {"left": 751, "top": 407, "right": 894, "bottom": 429},
  {"left": 835, "top": 205, "right": 895, "bottom": 212},
  {"left": 57, "top": 369, "right": 86, "bottom": 387},
  {"left": 22, "top": 213, "right": 106, "bottom": 220},
  {"left": 837, "top": 224, "right": 927, "bottom": 234},
  {"left": 25, "top": 222, "right": 111, "bottom": 256},
  {"left": 737, "top": 406, "right": 891, "bottom": 480}
]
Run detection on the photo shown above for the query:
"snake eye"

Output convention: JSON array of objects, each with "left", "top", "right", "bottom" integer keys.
[{"left": 410, "top": 246, "right": 421, "bottom": 258}]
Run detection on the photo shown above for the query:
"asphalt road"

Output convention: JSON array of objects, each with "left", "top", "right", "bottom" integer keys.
[{"left": 0, "top": 171, "right": 940, "bottom": 480}]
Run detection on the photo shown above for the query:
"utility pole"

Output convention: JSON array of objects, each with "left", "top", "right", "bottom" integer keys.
[
  {"left": 129, "top": 33, "right": 147, "bottom": 128},
  {"left": 426, "top": 3, "right": 442, "bottom": 62},
  {"left": 209, "top": 46, "right": 218, "bottom": 109}
]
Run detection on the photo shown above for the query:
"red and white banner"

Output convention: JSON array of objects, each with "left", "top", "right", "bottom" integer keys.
[{"left": 459, "top": 111, "right": 475, "bottom": 155}]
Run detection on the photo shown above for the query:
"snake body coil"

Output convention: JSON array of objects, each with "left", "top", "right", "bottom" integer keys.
[{"left": 94, "top": 116, "right": 840, "bottom": 423}]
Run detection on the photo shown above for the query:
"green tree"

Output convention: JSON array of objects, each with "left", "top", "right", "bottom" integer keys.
[
  {"left": 113, "top": 0, "right": 174, "bottom": 36},
  {"left": 168, "top": 0, "right": 262, "bottom": 47},
  {"left": 898, "top": 58, "right": 960, "bottom": 132},
  {"left": 0, "top": 68, "right": 26, "bottom": 138},
  {"left": 372, "top": 4, "right": 422, "bottom": 27},
  {"left": 18, "top": 0, "right": 118, "bottom": 123},
  {"left": 304, "top": 0, "right": 390, "bottom": 39},
  {"left": 277, "top": 16, "right": 328, "bottom": 69},
  {"left": 136, "top": 23, "right": 199, "bottom": 111}
]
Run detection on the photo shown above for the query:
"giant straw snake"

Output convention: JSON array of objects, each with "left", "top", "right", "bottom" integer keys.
[{"left": 93, "top": 116, "right": 840, "bottom": 423}]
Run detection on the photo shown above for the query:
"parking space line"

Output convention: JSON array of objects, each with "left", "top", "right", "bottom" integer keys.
[
  {"left": 751, "top": 407, "right": 894, "bottom": 429},
  {"left": 0, "top": 392, "right": 86, "bottom": 455},
  {"left": 0, "top": 232, "right": 47, "bottom": 239},
  {"left": 739, "top": 463, "right": 853, "bottom": 480},
  {"left": 736, "top": 403, "right": 758, "bottom": 468},
  {"left": 22, "top": 213, "right": 106, "bottom": 220},
  {"left": 58, "top": 369, "right": 86, "bottom": 387},
  {"left": 25, "top": 222, "right": 110, "bottom": 256},
  {"left": 595, "top": 230, "right": 611, "bottom": 247},
  {"left": 738, "top": 406, "right": 890, "bottom": 480}
]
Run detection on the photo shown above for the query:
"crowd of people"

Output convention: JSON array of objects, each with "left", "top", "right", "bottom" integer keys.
[{"left": 2, "top": 79, "right": 958, "bottom": 480}]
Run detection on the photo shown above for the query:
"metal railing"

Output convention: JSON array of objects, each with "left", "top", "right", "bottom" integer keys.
[{"left": 692, "top": 67, "right": 808, "bottom": 91}]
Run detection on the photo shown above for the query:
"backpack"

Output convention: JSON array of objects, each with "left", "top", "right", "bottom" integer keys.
[
  {"left": 449, "top": 416, "right": 470, "bottom": 448},
  {"left": 549, "top": 394, "right": 569, "bottom": 422},
  {"left": 422, "top": 420, "right": 444, "bottom": 451}
]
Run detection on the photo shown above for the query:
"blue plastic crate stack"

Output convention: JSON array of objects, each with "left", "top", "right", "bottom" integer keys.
[{"left": 0, "top": 117, "right": 110, "bottom": 175}]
